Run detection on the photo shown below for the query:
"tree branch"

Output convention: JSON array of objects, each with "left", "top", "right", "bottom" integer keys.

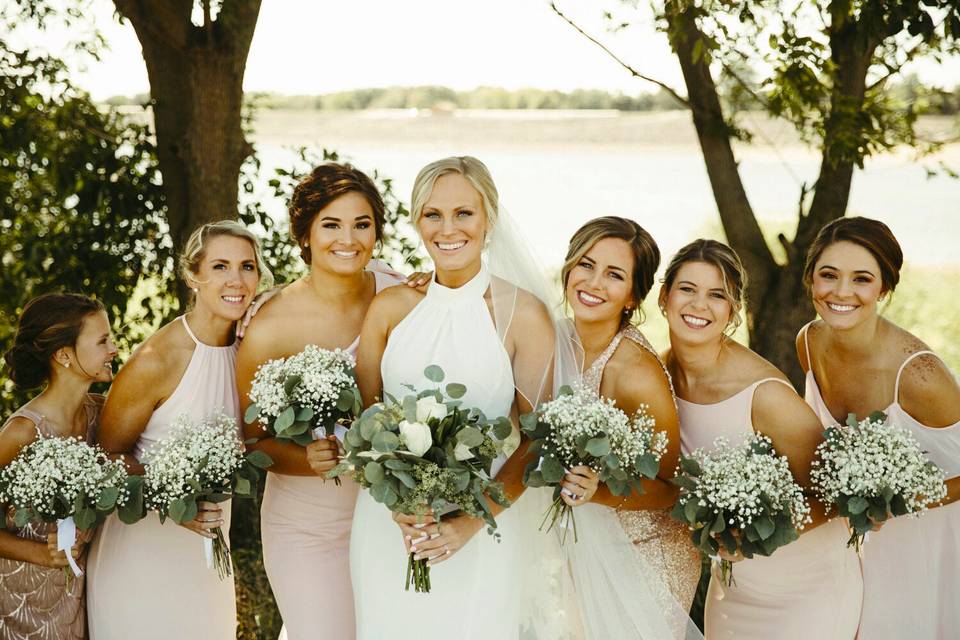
[
  {"left": 550, "top": 2, "right": 690, "bottom": 108},
  {"left": 112, "top": 0, "right": 192, "bottom": 49}
]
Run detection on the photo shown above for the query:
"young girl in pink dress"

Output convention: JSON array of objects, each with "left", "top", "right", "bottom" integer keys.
[
  {"left": 237, "top": 163, "right": 404, "bottom": 640},
  {"left": 662, "top": 239, "right": 862, "bottom": 639},
  {"left": 0, "top": 293, "right": 117, "bottom": 640},
  {"left": 798, "top": 217, "right": 960, "bottom": 639},
  {"left": 88, "top": 221, "right": 273, "bottom": 640}
]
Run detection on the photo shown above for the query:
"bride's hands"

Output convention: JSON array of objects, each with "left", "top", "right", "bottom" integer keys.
[
  {"left": 561, "top": 465, "right": 599, "bottom": 507},
  {"left": 406, "top": 513, "right": 483, "bottom": 566}
]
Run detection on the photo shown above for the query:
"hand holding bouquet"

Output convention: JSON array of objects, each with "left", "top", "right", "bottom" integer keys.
[
  {"left": 245, "top": 345, "right": 361, "bottom": 453},
  {"left": 0, "top": 435, "right": 138, "bottom": 576},
  {"left": 329, "top": 365, "right": 513, "bottom": 592},
  {"left": 521, "top": 385, "right": 667, "bottom": 543},
  {"left": 810, "top": 411, "right": 947, "bottom": 550},
  {"left": 671, "top": 434, "right": 810, "bottom": 585},
  {"left": 142, "top": 410, "right": 272, "bottom": 579}
]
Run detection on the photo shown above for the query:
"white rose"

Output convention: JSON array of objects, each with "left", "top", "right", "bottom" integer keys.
[
  {"left": 454, "top": 443, "right": 474, "bottom": 461},
  {"left": 415, "top": 397, "right": 448, "bottom": 423},
  {"left": 399, "top": 421, "right": 433, "bottom": 457}
]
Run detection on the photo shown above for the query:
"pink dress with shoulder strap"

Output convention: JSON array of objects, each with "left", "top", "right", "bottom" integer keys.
[
  {"left": 87, "top": 316, "right": 239, "bottom": 640},
  {"left": 261, "top": 269, "right": 401, "bottom": 640},
  {"left": 680, "top": 378, "right": 862, "bottom": 639},
  {"left": 801, "top": 322, "right": 960, "bottom": 639},
  {"left": 0, "top": 395, "right": 103, "bottom": 640}
]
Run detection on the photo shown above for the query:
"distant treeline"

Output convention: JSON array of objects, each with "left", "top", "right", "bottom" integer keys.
[
  {"left": 105, "top": 85, "right": 686, "bottom": 111},
  {"left": 104, "top": 80, "right": 960, "bottom": 114}
]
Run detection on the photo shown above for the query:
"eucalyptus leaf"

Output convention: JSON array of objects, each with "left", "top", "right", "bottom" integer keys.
[
  {"left": 540, "top": 456, "right": 565, "bottom": 484},
  {"left": 336, "top": 388, "right": 355, "bottom": 412},
  {"left": 457, "top": 427, "right": 484, "bottom": 448},
  {"left": 296, "top": 407, "right": 315, "bottom": 422},
  {"left": 445, "top": 383, "right": 467, "bottom": 399},
  {"left": 96, "top": 486, "right": 119, "bottom": 511},
  {"left": 246, "top": 450, "right": 273, "bottom": 469},
  {"left": 585, "top": 436, "right": 611, "bottom": 457},
  {"left": 275, "top": 406, "right": 296, "bottom": 433},
  {"left": 365, "top": 461, "right": 385, "bottom": 484},
  {"left": 372, "top": 430, "right": 400, "bottom": 453},
  {"left": 243, "top": 403, "right": 260, "bottom": 424},
  {"left": 424, "top": 365, "right": 445, "bottom": 383}
]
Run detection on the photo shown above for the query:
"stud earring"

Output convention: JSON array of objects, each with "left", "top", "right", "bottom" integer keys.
[
  {"left": 659, "top": 305, "right": 666, "bottom": 316},
  {"left": 192, "top": 288, "right": 198, "bottom": 293},
  {"left": 64, "top": 362, "right": 71, "bottom": 369}
]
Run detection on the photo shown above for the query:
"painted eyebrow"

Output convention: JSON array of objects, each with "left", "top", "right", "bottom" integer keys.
[
  {"left": 677, "top": 280, "right": 698, "bottom": 287},
  {"left": 319, "top": 214, "right": 373, "bottom": 221},
  {"left": 606, "top": 265, "right": 628, "bottom": 274},
  {"left": 818, "top": 264, "right": 877, "bottom": 276}
]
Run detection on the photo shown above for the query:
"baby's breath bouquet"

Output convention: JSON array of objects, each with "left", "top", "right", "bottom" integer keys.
[
  {"left": 0, "top": 436, "right": 139, "bottom": 576},
  {"left": 328, "top": 365, "right": 513, "bottom": 593},
  {"left": 671, "top": 434, "right": 810, "bottom": 585},
  {"left": 811, "top": 411, "right": 947, "bottom": 551},
  {"left": 520, "top": 385, "right": 667, "bottom": 543},
  {"left": 245, "top": 345, "right": 361, "bottom": 449},
  {"left": 142, "top": 410, "right": 272, "bottom": 579}
]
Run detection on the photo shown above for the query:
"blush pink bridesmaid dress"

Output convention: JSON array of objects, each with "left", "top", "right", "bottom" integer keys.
[
  {"left": 680, "top": 376, "right": 863, "bottom": 640},
  {"left": 802, "top": 322, "right": 960, "bottom": 639}
]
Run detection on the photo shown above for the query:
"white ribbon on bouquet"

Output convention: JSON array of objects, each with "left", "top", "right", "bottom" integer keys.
[
  {"left": 57, "top": 517, "right": 82, "bottom": 577},
  {"left": 204, "top": 537, "right": 214, "bottom": 569},
  {"left": 311, "top": 424, "right": 349, "bottom": 443}
]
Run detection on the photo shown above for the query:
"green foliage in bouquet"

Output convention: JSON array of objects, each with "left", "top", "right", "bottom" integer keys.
[{"left": 329, "top": 365, "right": 513, "bottom": 591}]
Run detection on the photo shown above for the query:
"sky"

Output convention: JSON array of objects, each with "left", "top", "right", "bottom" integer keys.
[{"left": 8, "top": 0, "right": 960, "bottom": 100}]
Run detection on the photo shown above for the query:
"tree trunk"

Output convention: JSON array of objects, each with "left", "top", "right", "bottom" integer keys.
[{"left": 114, "top": 0, "right": 261, "bottom": 307}]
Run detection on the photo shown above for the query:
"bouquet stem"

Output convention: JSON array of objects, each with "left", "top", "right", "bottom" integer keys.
[
  {"left": 716, "top": 558, "right": 736, "bottom": 587},
  {"left": 210, "top": 527, "right": 232, "bottom": 580},
  {"left": 539, "top": 494, "right": 578, "bottom": 544},
  {"left": 405, "top": 552, "right": 431, "bottom": 593}
]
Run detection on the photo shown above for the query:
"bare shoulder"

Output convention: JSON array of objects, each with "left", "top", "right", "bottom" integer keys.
[
  {"left": 0, "top": 417, "right": 39, "bottom": 464},
  {"left": 112, "top": 320, "right": 191, "bottom": 391},
  {"left": 509, "top": 286, "right": 553, "bottom": 329},
  {"left": 897, "top": 349, "right": 960, "bottom": 427},
  {"left": 612, "top": 338, "right": 674, "bottom": 401}
]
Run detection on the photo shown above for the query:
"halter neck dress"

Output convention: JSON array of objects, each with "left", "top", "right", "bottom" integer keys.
[
  {"left": 801, "top": 321, "right": 960, "bottom": 639},
  {"left": 582, "top": 325, "right": 701, "bottom": 611},
  {"left": 87, "top": 316, "right": 239, "bottom": 640},
  {"left": 0, "top": 395, "right": 103, "bottom": 640},
  {"left": 349, "top": 263, "right": 521, "bottom": 639},
  {"left": 679, "top": 376, "right": 862, "bottom": 639}
]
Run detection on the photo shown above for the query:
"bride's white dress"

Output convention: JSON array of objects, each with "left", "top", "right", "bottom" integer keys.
[{"left": 349, "top": 263, "right": 524, "bottom": 639}]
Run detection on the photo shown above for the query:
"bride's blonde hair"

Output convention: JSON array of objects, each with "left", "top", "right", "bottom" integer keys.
[{"left": 410, "top": 156, "right": 500, "bottom": 230}]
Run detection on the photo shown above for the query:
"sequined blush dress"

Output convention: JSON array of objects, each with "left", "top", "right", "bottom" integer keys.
[
  {"left": 0, "top": 394, "right": 104, "bottom": 640},
  {"left": 582, "top": 325, "right": 701, "bottom": 610}
]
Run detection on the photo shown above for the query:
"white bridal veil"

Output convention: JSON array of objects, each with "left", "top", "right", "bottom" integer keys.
[{"left": 484, "top": 207, "right": 702, "bottom": 640}]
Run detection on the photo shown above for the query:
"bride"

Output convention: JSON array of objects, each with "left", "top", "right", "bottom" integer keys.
[{"left": 350, "top": 156, "right": 563, "bottom": 639}]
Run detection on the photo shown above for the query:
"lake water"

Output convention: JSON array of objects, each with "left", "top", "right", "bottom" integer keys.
[{"left": 250, "top": 110, "right": 960, "bottom": 270}]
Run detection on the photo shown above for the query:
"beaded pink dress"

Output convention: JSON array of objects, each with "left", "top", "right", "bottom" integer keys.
[
  {"left": 679, "top": 377, "right": 862, "bottom": 639},
  {"left": 801, "top": 323, "right": 960, "bottom": 639},
  {"left": 260, "top": 269, "right": 400, "bottom": 640},
  {"left": 582, "top": 325, "right": 701, "bottom": 610},
  {"left": 0, "top": 395, "right": 103, "bottom": 640},
  {"left": 87, "top": 317, "right": 239, "bottom": 640}
]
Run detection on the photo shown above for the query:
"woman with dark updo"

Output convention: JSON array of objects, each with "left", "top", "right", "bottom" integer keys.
[{"left": 0, "top": 292, "right": 117, "bottom": 640}]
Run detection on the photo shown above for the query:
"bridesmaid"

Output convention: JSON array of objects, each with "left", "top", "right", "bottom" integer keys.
[
  {"left": 798, "top": 216, "right": 960, "bottom": 639},
  {"left": 87, "top": 221, "right": 272, "bottom": 640},
  {"left": 558, "top": 216, "right": 701, "bottom": 611},
  {"left": 661, "top": 239, "right": 862, "bottom": 639},
  {"left": 236, "top": 163, "right": 403, "bottom": 640},
  {"left": 0, "top": 293, "right": 116, "bottom": 640}
]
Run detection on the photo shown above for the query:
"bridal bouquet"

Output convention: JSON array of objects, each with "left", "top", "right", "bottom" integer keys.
[
  {"left": 245, "top": 345, "right": 361, "bottom": 450},
  {"left": 0, "top": 436, "right": 139, "bottom": 576},
  {"left": 671, "top": 434, "right": 810, "bottom": 585},
  {"left": 142, "top": 410, "right": 272, "bottom": 579},
  {"left": 328, "top": 365, "right": 513, "bottom": 593},
  {"left": 810, "top": 411, "right": 947, "bottom": 550},
  {"left": 520, "top": 384, "right": 667, "bottom": 543}
]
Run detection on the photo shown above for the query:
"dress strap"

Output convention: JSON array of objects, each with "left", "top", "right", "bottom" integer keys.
[
  {"left": 7, "top": 408, "right": 45, "bottom": 437},
  {"left": 179, "top": 315, "right": 201, "bottom": 345},
  {"left": 751, "top": 377, "right": 795, "bottom": 395},
  {"left": 893, "top": 350, "right": 940, "bottom": 404},
  {"left": 798, "top": 321, "right": 816, "bottom": 369}
]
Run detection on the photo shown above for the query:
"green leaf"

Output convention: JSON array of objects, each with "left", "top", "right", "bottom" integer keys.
[
  {"left": 394, "top": 470, "right": 417, "bottom": 489},
  {"left": 384, "top": 459, "right": 412, "bottom": 471},
  {"left": 365, "top": 461, "right": 385, "bottom": 484},
  {"left": 424, "top": 365, "right": 445, "bottom": 383},
  {"left": 585, "top": 436, "right": 611, "bottom": 457},
  {"left": 445, "top": 383, "right": 467, "bottom": 399},
  {"left": 283, "top": 374, "right": 302, "bottom": 396},
  {"left": 296, "top": 407, "right": 315, "bottom": 422},
  {"left": 540, "top": 456, "right": 565, "bottom": 484},
  {"left": 169, "top": 499, "right": 188, "bottom": 523},
  {"left": 336, "top": 388, "right": 355, "bottom": 412},
  {"left": 710, "top": 513, "right": 726, "bottom": 534},
  {"left": 275, "top": 406, "right": 296, "bottom": 433},
  {"left": 634, "top": 452, "right": 660, "bottom": 479},
  {"left": 74, "top": 507, "right": 96, "bottom": 530},
  {"left": 243, "top": 403, "right": 261, "bottom": 424},
  {"left": 235, "top": 476, "right": 252, "bottom": 496},
  {"left": 371, "top": 481, "right": 398, "bottom": 506},
  {"left": 683, "top": 499, "right": 701, "bottom": 523},
  {"left": 372, "top": 430, "right": 400, "bottom": 453},
  {"left": 246, "top": 450, "right": 273, "bottom": 469},
  {"left": 754, "top": 516, "right": 775, "bottom": 540},
  {"left": 680, "top": 457, "right": 702, "bottom": 476},
  {"left": 847, "top": 496, "right": 869, "bottom": 515},
  {"left": 96, "top": 486, "right": 119, "bottom": 511},
  {"left": 492, "top": 418, "right": 513, "bottom": 441},
  {"left": 118, "top": 480, "right": 145, "bottom": 525},
  {"left": 457, "top": 427, "right": 484, "bottom": 448},
  {"left": 604, "top": 453, "right": 621, "bottom": 469}
]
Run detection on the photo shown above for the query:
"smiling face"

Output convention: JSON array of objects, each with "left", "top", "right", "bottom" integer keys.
[
  {"left": 67, "top": 310, "right": 117, "bottom": 383},
  {"left": 810, "top": 240, "right": 885, "bottom": 330},
  {"left": 661, "top": 261, "right": 734, "bottom": 345},
  {"left": 307, "top": 191, "right": 378, "bottom": 276},
  {"left": 565, "top": 237, "right": 636, "bottom": 326},
  {"left": 187, "top": 235, "right": 260, "bottom": 321},
  {"left": 416, "top": 172, "right": 488, "bottom": 275}
]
